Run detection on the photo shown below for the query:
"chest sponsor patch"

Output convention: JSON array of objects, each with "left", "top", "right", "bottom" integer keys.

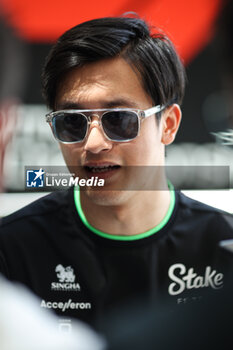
[
  {"left": 41, "top": 299, "right": 91, "bottom": 312},
  {"left": 168, "top": 263, "right": 224, "bottom": 296},
  {"left": 51, "top": 264, "right": 81, "bottom": 292}
]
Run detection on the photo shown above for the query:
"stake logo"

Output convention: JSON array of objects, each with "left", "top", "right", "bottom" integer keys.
[{"left": 168, "top": 263, "right": 224, "bottom": 296}]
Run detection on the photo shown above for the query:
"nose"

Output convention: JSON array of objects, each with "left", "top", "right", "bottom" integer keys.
[{"left": 84, "top": 119, "right": 113, "bottom": 154}]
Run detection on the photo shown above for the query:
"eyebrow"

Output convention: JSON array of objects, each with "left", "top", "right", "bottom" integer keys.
[{"left": 56, "top": 98, "right": 141, "bottom": 110}]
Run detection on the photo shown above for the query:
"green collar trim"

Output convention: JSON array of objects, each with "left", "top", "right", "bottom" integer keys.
[{"left": 74, "top": 182, "right": 175, "bottom": 241}]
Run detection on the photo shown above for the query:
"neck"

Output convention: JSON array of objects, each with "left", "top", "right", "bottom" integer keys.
[{"left": 78, "top": 179, "right": 172, "bottom": 236}]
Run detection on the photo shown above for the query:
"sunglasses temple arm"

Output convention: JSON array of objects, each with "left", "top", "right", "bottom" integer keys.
[{"left": 143, "top": 105, "right": 165, "bottom": 119}]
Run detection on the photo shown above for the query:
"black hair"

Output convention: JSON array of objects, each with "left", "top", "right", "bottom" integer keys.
[{"left": 42, "top": 15, "right": 186, "bottom": 111}]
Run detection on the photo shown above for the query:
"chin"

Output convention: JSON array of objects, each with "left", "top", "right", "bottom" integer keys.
[{"left": 83, "top": 188, "right": 134, "bottom": 207}]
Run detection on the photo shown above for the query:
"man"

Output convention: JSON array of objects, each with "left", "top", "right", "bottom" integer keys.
[{"left": 0, "top": 15, "right": 232, "bottom": 328}]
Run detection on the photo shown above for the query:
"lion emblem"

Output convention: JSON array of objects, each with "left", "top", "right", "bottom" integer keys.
[{"left": 55, "top": 264, "right": 75, "bottom": 282}]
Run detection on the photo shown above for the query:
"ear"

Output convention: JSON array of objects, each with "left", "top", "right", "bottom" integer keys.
[{"left": 161, "top": 104, "right": 182, "bottom": 145}]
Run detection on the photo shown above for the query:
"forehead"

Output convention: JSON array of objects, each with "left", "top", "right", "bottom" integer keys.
[{"left": 55, "top": 57, "right": 152, "bottom": 109}]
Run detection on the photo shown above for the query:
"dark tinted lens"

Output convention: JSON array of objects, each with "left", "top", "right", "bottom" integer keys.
[
  {"left": 53, "top": 113, "right": 87, "bottom": 142},
  {"left": 102, "top": 111, "right": 139, "bottom": 141}
]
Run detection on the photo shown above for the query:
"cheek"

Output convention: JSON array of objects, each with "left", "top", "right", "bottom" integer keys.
[
  {"left": 120, "top": 138, "right": 153, "bottom": 166},
  {"left": 140, "top": 119, "right": 161, "bottom": 147},
  {"left": 59, "top": 144, "right": 82, "bottom": 165},
  {"left": 132, "top": 119, "right": 163, "bottom": 164}
]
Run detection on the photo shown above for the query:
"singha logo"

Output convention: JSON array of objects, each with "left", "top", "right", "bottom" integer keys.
[{"left": 55, "top": 264, "right": 75, "bottom": 283}]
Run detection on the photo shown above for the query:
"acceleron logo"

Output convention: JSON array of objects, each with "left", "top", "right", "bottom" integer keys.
[{"left": 26, "top": 168, "right": 45, "bottom": 187}]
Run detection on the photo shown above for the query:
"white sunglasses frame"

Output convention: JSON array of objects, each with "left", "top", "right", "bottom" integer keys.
[{"left": 45, "top": 105, "right": 165, "bottom": 143}]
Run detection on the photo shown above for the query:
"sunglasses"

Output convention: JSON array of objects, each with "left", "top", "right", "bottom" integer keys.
[{"left": 45, "top": 105, "right": 165, "bottom": 143}]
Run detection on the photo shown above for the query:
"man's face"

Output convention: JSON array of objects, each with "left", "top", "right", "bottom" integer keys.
[{"left": 55, "top": 57, "right": 170, "bottom": 205}]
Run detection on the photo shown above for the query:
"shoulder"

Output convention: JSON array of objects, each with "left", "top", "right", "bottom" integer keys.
[
  {"left": 175, "top": 191, "right": 233, "bottom": 237},
  {"left": 177, "top": 190, "right": 231, "bottom": 214},
  {"left": 0, "top": 188, "right": 73, "bottom": 230}
]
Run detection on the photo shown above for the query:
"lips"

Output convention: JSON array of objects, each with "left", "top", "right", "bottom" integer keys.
[
  {"left": 83, "top": 162, "right": 121, "bottom": 180},
  {"left": 85, "top": 164, "right": 120, "bottom": 173}
]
